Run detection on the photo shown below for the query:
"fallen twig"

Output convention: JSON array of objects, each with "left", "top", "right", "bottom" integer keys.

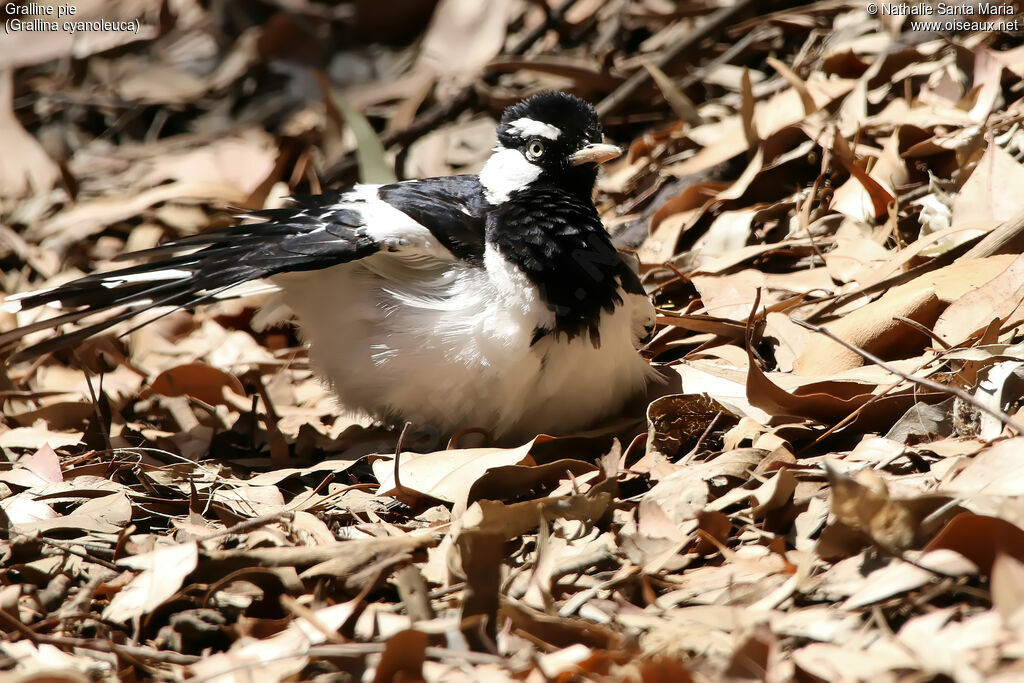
[
  {"left": 792, "top": 317, "right": 1024, "bottom": 436},
  {"left": 596, "top": 0, "right": 759, "bottom": 117},
  {"left": 196, "top": 511, "right": 294, "bottom": 542},
  {"left": 31, "top": 634, "right": 201, "bottom": 665}
]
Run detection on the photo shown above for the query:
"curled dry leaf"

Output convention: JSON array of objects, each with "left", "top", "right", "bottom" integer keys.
[
  {"left": 933, "top": 252, "right": 1024, "bottom": 347},
  {"left": 924, "top": 511, "right": 1024, "bottom": 576},
  {"left": 147, "top": 361, "right": 247, "bottom": 407},
  {"left": 819, "top": 463, "right": 958, "bottom": 557},
  {"left": 646, "top": 394, "right": 739, "bottom": 462},
  {"left": 372, "top": 629, "right": 429, "bottom": 683},
  {"left": 794, "top": 254, "right": 1018, "bottom": 375},
  {"left": 373, "top": 438, "right": 537, "bottom": 504}
]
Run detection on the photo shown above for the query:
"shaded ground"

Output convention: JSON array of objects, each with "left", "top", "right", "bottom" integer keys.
[{"left": 3, "top": 1, "right": 1024, "bottom": 680}]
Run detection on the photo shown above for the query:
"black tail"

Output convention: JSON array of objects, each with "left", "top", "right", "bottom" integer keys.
[{"left": 1, "top": 194, "right": 377, "bottom": 361}]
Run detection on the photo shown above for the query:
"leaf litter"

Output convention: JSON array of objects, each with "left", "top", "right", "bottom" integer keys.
[{"left": 2, "top": 1, "right": 1024, "bottom": 681}]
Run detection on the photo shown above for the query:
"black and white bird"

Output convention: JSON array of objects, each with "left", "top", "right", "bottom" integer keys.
[{"left": 2, "top": 91, "right": 660, "bottom": 440}]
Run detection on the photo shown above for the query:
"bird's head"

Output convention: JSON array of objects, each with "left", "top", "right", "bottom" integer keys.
[{"left": 480, "top": 91, "right": 621, "bottom": 203}]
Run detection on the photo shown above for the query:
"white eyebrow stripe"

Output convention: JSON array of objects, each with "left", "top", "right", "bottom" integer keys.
[{"left": 506, "top": 117, "right": 562, "bottom": 140}]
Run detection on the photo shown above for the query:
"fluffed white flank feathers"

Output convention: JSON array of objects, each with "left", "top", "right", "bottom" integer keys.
[
  {"left": 506, "top": 117, "right": 562, "bottom": 140},
  {"left": 478, "top": 147, "right": 542, "bottom": 204},
  {"left": 271, "top": 241, "right": 656, "bottom": 441}
]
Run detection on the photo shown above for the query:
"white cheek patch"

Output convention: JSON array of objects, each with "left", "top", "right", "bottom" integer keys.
[
  {"left": 479, "top": 147, "right": 543, "bottom": 204},
  {"left": 506, "top": 117, "right": 561, "bottom": 140}
]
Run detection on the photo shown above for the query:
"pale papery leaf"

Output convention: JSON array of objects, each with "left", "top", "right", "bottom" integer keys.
[
  {"left": 103, "top": 541, "right": 199, "bottom": 623},
  {"left": 991, "top": 552, "right": 1024, "bottom": 627},
  {"left": 952, "top": 142, "right": 1024, "bottom": 232},
  {"left": 0, "top": 71, "right": 59, "bottom": 199},
  {"left": 372, "top": 439, "right": 537, "bottom": 503},
  {"left": 0, "top": 425, "right": 84, "bottom": 451}
]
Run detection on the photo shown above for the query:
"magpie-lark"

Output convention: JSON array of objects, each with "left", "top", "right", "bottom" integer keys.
[{"left": 3, "top": 91, "right": 660, "bottom": 440}]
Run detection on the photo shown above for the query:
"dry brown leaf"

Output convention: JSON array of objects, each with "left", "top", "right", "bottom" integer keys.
[
  {"left": 749, "top": 468, "right": 797, "bottom": 518},
  {"left": 0, "top": 425, "right": 84, "bottom": 451},
  {"left": 459, "top": 457, "right": 599, "bottom": 516},
  {"left": 691, "top": 269, "right": 766, "bottom": 321},
  {"left": 373, "top": 438, "right": 537, "bottom": 503},
  {"left": 793, "top": 254, "right": 1017, "bottom": 374},
  {"left": 840, "top": 550, "right": 977, "bottom": 609},
  {"left": 665, "top": 79, "right": 855, "bottom": 178},
  {"left": 952, "top": 140, "right": 1024, "bottom": 233},
  {"left": 189, "top": 600, "right": 360, "bottom": 682},
  {"left": 745, "top": 353, "right": 892, "bottom": 424},
  {"left": 643, "top": 59, "right": 702, "bottom": 126},
  {"left": 417, "top": 0, "right": 510, "bottom": 77},
  {"left": 822, "top": 220, "right": 891, "bottom": 284},
  {"left": 372, "top": 629, "right": 428, "bottom": 683},
  {"left": 503, "top": 598, "right": 622, "bottom": 650},
  {"left": 301, "top": 546, "right": 418, "bottom": 595},
  {"left": 639, "top": 467, "right": 709, "bottom": 528},
  {"left": 819, "top": 464, "right": 957, "bottom": 557},
  {"left": 830, "top": 128, "right": 906, "bottom": 223},
  {"left": 456, "top": 528, "right": 505, "bottom": 650},
  {"left": 942, "top": 438, "right": 1024, "bottom": 499},
  {"left": 991, "top": 552, "right": 1024, "bottom": 629},
  {"left": 147, "top": 362, "right": 247, "bottom": 407},
  {"left": 924, "top": 511, "right": 1024, "bottom": 576},
  {"left": 103, "top": 541, "right": 199, "bottom": 623},
  {"left": 0, "top": 70, "right": 59, "bottom": 200},
  {"left": 933, "top": 252, "right": 1024, "bottom": 347}
]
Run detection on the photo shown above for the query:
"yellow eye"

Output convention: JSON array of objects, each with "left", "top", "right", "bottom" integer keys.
[{"left": 527, "top": 140, "right": 545, "bottom": 159}]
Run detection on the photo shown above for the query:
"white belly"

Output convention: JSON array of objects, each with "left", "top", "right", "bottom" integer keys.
[{"left": 269, "top": 250, "right": 657, "bottom": 440}]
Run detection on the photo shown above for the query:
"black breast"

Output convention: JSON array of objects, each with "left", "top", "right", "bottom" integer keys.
[{"left": 487, "top": 187, "right": 630, "bottom": 346}]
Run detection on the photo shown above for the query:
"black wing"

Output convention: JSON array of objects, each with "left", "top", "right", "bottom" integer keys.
[
  {"left": 2, "top": 178, "right": 486, "bottom": 360},
  {"left": 377, "top": 176, "right": 489, "bottom": 264}
]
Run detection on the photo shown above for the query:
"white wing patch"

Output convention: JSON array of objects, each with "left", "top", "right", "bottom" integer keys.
[
  {"left": 506, "top": 117, "right": 562, "bottom": 140},
  {"left": 324, "top": 183, "right": 459, "bottom": 262},
  {"left": 3, "top": 289, "right": 45, "bottom": 312},
  {"left": 99, "top": 269, "right": 193, "bottom": 288}
]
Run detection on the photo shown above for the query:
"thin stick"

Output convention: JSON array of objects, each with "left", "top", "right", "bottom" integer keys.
[
  {"left": 0, "top": 606, "right": 40, "bottom": 642},
  {"left": 679, "top": 410, "right": 724, "bottom": 465},
  {"left": 30, "top": 634, "right": 200, "bottom": 665},
  {"left": 798, "top": 375, "right": 907, "bottom": 454},
  {"left": 196, "top": 511, "right": 294, "bottom": 541},
  {"left": 893, "top": 316, "right": 952, "bottom": 351},
  {"left": 36, "top": 535, "right": 119, "bottom": 571},
  {"left": 72, "top": 351, "right": 113, "bottom": 454},
  {"left": 286, "top": 472, "right": 336, "bottom": 512},
  {"left": 393, "top": 421, "right": 415, "bottom": 499},
  {"left": 596, "top": 0, "right": 758, "bottom": 117},
  {"left": 791, "top": 318, "right": 1024, "bottom": 435}
]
